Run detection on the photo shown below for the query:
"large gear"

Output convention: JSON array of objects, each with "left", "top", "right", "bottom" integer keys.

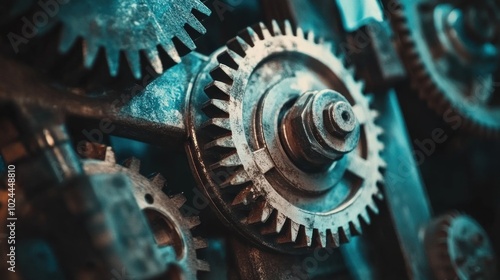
[
  {"left": 391, "top": 0, "right": 500, "bottom": 136},
  {"left": 82, "top": 146, "right": 209, "bottom": 279},
  {"left": 424, "top": 212, "right": 497, "bottom": 280},
  {"left": 54, "top": 0, "right": 211, "bottom": 79},
  {"left": 187, "top": 20, "right": 385, "bottom": 253}
]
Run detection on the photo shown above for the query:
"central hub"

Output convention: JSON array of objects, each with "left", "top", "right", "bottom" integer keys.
[
  {"left": 325, "top": 100, "right": 357, "bottom": 137},
  {"left": 435, "top": 3, "right": 499, "bottom": 71},
  {"left": 280, "top": 89, "right": 360, "bottom": 171}
]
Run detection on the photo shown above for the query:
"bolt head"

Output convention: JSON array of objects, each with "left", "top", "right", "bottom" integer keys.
[{"left": 325, "top": 101, "right": 357, "bottom": 137}]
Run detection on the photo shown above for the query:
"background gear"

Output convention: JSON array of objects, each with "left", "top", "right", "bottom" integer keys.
[
  {"left": 55, "top": 0, "right": 211, "bottom": 79},
  {"left": 391, "top": 0, "right": 500, "bottom": 136},
  {"left": 425, "top": 212, "right": 497, "bottom": 280},
  {"left": 187, "top": 20, "right": 385, "bottom": 253},
  {"left": 82, "top": 147, "right": 209, "bottom": 280}
]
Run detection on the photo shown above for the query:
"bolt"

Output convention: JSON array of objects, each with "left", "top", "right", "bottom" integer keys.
[
  {"left": 280, "top": 89, "right": 360, "bottom": 171},
  {"left": 324, "top": 101, "right": 357, "bottom": 137}
]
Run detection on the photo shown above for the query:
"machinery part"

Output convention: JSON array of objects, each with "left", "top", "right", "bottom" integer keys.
[
  {"left": 0, "top": 53, "right": 207, "bottom": 147},
  {"left": 55, "top": 0, "right": 211, "bottom": 79},
  {"left": 425, "top": 212, "right": 498, "bottom": 280},
  {"left": 187, "top": 20, "right": 385, "bottom": 253},
  {"left": 0, "top": 104, "right": 82, "bottom": 198},
  {"left": 0, "top": 107, "right": 166, "bottom": 280},
  {"left": 82, "top": 145, "right": 209, "bottom": 279},
  {"left": 336, "top": 0, "right": 384, "bottom": 31},
  {"left": 391, "top": 0, "right": 500, "bottom": 136}
]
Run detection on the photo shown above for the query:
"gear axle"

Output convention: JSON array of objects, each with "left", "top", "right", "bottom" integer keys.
[{"left": 281, "top": 89, "right": 360, "bottom": 171}]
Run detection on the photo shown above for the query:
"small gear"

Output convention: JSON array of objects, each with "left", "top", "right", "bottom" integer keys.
[
  {"left": 55, "top": 0, "right": 211, "bottom": 79},
  {"left": 82, "top": 146, "right": 209, "bottom": 279},
  {"left": 424, "top": 212, "right": 497, "bottom": 280},
  {"left": 187, "top": 20, "right": 385, "bottom": 253},
  {"left": 391, "top": 0, "right": 500, "bottom": 136}
]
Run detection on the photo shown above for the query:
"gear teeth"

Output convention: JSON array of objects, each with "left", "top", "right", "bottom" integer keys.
[
  {"left": 202, "top": 99, "right": 230, "bottom": 118},
  {"left": 83, "top": 41, "right": 100, "bottom": 69},
  {"left": 194, "top": 237, "right": 208, "bottom": 250},
  {"left": 83, "top": 151, "right": 208, "bottom": 276},
  {"left": 126, "top": 50, "right": 142, "bottom": 79},
  {"left": 211, "top": 152, "right": 242, "bottom": 169},
  {"left": 312, "top": 229, "right": 328, "bottom": 248},
  {"left": 226, "top": 37, "right": 251, "bottom": 57},
  {"left": 296, "top": 226, "right": 314, "bottom": 247},
  {"left": 105, "top": 48, "right": 120, "bottom": 77},
  {"left": 357, "top": 81, "right": 366, "bottom": 94},
  {"left": 104, "top": 147, "right": 116, "bottom": 163},
  {"left": 220, "top": 167, "right": 250, "bottom": 188},
  {"left": 231, "top": 185, "right": 255, "bottom": 207},
  {"left": 195, "top": 20, "right": 387, "bottom": 252},
  {"left": 186, "top": 14, "right": 207, "bottom": 34},
  {"left": 392, "top": 1, "right": 500, "bottom": 135},
  {"left": 323, "top": 41, "right": 334, "bottom": 52},
  {"left": 296, "top": 26, "right": 305, "bottom": 39},
  {"left": 379, "top": 158, "right": 387, "bottom": 169},
  {"left": 205, "top": 81, "right": 232, "bottom": 100},
  {"left": 186, "top": 216, "right": 201, "bottom": 229},
  {"left": 262, "top": 211, "right": 287, "bottom": 235},
  {"left": 59, "top": 26, "right": 78, "bottom": 53},
  {"left": 241, "top": 26, "right": 260, "bottom": 45},
  {"left": 145, "top": 48, "right": 163, "bottom": 75},
  {"left": 346, "top": 65, "right": 356, "bottom": 76},
  {"left": 150, "top": 173, "right": 167, "bottom": 189},
  {"left": 177, "top": 28, "right": 197, "bottom": 51},
  {"left": 201, "top": 118, "right": 231, "bottom": 136},
  {"left": 196, "top": 259, "right": 210, "bottom": 272},
  {"left": 162, "top": 41, "right": 182, "bottom": 63},
  {"left": 204, "top": 135, "right": 235, "bottom": 151},
  {"left": 123, "top": 157, "right": 141, "bottom": 173},
  {"left": 210, "top": 64, "right": 235, "bottom": 85},
  {"left": 374, "top": 188, "right": 384, "bottom": 200},
  {"left": 359, "top": 210, "right": 371, "bottom": 225},
  {"left": 327, "top": 229, "right": 340, "bottom": 248},
  {"left": 53, "top": 0, "right": 211, "bottom": 79},
  {"left": 338, "top": 227, "right": 350, "bottom": 244},
  {"left": 170, "top": 194, "right": 187, "bottom": 209},
  {"left": 373, "top": 126, "right": 384, "bottom": 137},
  {"left": 349, "top": 221, "right": 362, "bottom": 236},
  {"left": 193, "top": 1, "right": 212, "bottom": 16},
  {"left": 217, "top": 49, "right": 241, "bottom": 70},
  {"left": 248, "top": 201, "right": 273, "bottom": 224},
  {"left": 374, "top": 141, "right": 385, "bottom": 152},
  {"left": 370, "top": 109, "right": 380, "bottom": 120},
  {"left": 306, "top": 30, "right": 315, "bottom": 43},
  {"left": 277, "top": 220, "right": 300, "bottom": 244},
  {"left": 258, "top": 22, "right": 272, "bottom": 39},
  {"left": 283, "top": 20, "right": 294, "bottom": 35},
  {"left": 367, "top": 199, "right": 379, "bottom": 215},
  {"left": 271, "top": 20, "right": 282, "bottom": 36}
]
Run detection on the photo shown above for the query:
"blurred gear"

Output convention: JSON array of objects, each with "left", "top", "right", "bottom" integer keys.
[
  {"left": 187, "top": 20, "right": 385, "bottom": 253},
  {"left": 82, "top": 146, "right": 209, "bottom": 280},
  {"left": 392, "top": 0, "right": 500, "bottom": 136},
  {"left": 425, "top": 212, "right": 498, "bottom": 280},
  {"left": 55, "top": 0, "right": 211, "bottom": 79}
]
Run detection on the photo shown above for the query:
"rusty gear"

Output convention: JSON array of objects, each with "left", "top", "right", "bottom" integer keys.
[
  {"left": 82, "top": 147, "right": 209, "bottom": 279},
  {"left": 187, "top": 20, "right": 385, "bottom": 253}
]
